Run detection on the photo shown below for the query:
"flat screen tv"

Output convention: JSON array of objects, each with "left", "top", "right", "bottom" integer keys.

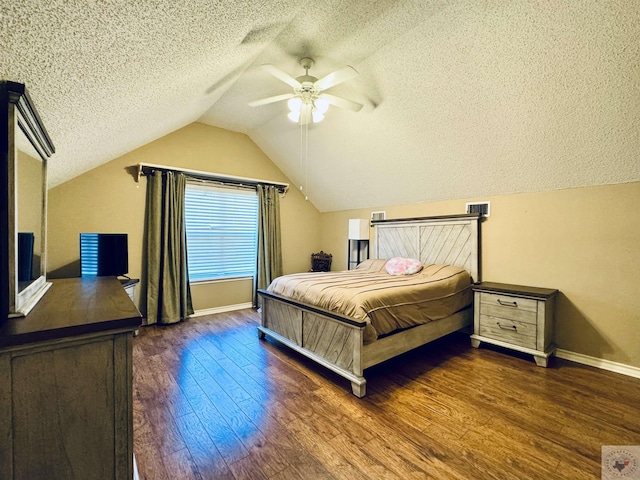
[{"left": 80, "top": 233, "right": 128, "bottom": 277}]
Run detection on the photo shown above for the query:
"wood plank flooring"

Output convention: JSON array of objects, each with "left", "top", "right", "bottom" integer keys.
[{"left": 132, "top": 309, "right": 640, "bottom": 479}]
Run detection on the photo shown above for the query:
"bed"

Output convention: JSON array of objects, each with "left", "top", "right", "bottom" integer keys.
[{"left": 257, "top": 214, "right": 481, "bottom": 397}]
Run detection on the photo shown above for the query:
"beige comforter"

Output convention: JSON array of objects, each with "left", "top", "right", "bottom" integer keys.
[{"left": 266, "top": 259, "right": 472, "bottom": 344}]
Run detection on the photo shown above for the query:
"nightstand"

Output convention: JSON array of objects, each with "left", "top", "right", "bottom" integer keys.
[{"left": 470, "top": 282, "right": 558, "bottom": 367}]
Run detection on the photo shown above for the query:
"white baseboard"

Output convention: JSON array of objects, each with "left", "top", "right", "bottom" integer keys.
[
  {"left": 555, "top": 349, "right": 640, "bottom": 379},
  {"left": 189, "top": 302, "right": 254, "bottom": 318}
]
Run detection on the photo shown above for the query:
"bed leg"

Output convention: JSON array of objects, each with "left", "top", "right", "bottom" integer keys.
[
  {"left": 351, "top": 380, "right": 366, "bottom": 398},
  {"left": 257, "top": 328, "right": 266, "bottom": 340}
]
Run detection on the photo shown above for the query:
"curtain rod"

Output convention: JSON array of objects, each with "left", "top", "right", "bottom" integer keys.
[{"left": 136, "top": 162, "right": 289, "bottom": 194}]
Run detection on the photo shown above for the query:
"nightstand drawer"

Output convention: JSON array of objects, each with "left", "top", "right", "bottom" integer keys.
[
  {"left": 479, "top": 314, "right": 537, "bottom": 349},
  {"left": 479, "top": 292, "right": 538, "bottom": 324}
]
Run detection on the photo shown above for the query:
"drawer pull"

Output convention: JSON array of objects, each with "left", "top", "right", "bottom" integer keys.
[
  {"left": 497, "top": 299, "right": 518, "bottom": 307},
  {"left": 497, "top": 322, "right": 517, "bottom": 331}
]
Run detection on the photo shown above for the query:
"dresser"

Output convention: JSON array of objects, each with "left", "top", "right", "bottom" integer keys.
[
  {"left": 0, "top": 277, "right": 141, "bottom": 479},
  {"left": 470, "top": 282, "right": 558, "bottom": 367}
]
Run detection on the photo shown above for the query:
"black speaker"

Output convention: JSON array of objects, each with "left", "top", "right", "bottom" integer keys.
[{"left": 17, "top": 232, "right": 34, "bottom": 282}]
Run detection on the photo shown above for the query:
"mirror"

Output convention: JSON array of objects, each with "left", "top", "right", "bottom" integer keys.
[
  {"left": 16, "top": 127, "right": 45, "bottom": 293},
  {"left": 1, "top": 81, "right": 54, "bottom": 318}
]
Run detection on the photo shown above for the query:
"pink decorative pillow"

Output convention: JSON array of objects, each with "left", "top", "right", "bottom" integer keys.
[{"left": 385, "top": 257, "right": 423, "bottom": 275}]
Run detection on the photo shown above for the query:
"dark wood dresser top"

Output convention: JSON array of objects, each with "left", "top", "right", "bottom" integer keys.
[{"left": 0, "top": 277, "right": 142, "bottom": 347}]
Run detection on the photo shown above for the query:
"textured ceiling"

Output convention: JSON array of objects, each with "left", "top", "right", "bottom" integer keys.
[{"left": 2, "top": 0, "right": 639, "bottom": 212}]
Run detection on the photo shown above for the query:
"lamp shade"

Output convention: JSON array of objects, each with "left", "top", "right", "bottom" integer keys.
[{"left": 348, "top": 219, "right": 369, "bottom": 240}]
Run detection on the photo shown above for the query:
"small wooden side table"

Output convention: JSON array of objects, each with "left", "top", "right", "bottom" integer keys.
[{"left": 470, "top": 282, "right": 558, "bottom": 367}]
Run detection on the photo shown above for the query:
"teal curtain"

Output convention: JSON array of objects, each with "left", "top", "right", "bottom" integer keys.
[
  {"left": 146, "top": 171, "right": 193, "bottom": 324},
  {"left": 255, "top": 184, "right": 282, "bottom": 307}
]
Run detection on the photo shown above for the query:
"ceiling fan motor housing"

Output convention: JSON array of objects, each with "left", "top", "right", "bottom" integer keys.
[
  {"left": 296, "top": 76, "right": 319, "bottom": 88},
  {"left": 296, "top": 57, "right": 319, "bottom": 98},
  {"left": 295, "top": 78, "right": 320, "bottom": 104}
]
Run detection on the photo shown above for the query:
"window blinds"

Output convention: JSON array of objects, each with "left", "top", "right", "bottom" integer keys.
[{"left": 184, "top": 183, "right": 258, "bottom": 282}]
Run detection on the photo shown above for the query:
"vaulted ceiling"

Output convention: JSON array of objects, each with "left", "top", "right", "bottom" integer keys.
[{"left": 3, "top": 1, "right": 639, "bottom": 212}]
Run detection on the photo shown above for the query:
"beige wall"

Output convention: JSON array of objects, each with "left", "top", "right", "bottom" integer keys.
[
  {"left": 320, "top": 182, "right": 640, "bottom": 368},
  {"left": 47, "top": 122, "right": 321, "bottom": 312}
]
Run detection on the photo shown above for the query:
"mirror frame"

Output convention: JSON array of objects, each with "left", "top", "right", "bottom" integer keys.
[{"left": 1, "top": 81, "right": 55, "bottom": 319}]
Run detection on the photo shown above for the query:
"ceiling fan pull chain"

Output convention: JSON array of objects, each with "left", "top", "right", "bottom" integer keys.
[
  {"left": 298, "top": 119, "right": 304, "bottom": 193},
  {"left": 305, "top": 120, "right": 309, "bottom": 201}
]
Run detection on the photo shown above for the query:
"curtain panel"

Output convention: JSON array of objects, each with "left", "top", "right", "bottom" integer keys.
[
  {"left": 255, "top": 184, "right": 283, "bottom": 307},
  {"left": 146, "top": 171, "right": 193, "bottom": 324}
]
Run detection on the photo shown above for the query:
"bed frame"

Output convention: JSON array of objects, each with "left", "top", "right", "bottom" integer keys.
[{"left": 257, "top": 214, "right": 481, "bottom": 397}]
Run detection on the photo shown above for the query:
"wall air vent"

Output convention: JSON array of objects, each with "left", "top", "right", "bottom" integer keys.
[
  {"left": 466, "top": 201, "right": 490, "bottom": 217},
  {"left": 371, "top": 211, "right": 386, "bottom": 221}
]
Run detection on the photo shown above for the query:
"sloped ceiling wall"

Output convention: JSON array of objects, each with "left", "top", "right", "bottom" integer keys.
[{"left": 2, "top": 0, "right": 639, "bottom": 212}]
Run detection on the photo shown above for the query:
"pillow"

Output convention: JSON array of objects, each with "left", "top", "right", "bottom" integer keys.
[
  {"left": 385, "top": 257, "right": 423, "bottom": 275},
  {"left": 355, "top": 258, "right": 388, "bottom": 272}
]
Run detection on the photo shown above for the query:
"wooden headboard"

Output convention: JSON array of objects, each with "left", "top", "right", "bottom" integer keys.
[{"left": 372, "top": 214, "right": 481, "bottom": 282}]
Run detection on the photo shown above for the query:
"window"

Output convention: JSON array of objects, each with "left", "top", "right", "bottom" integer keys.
[{"left": 184, "top": 183, "right": 258, "bottom": 282}]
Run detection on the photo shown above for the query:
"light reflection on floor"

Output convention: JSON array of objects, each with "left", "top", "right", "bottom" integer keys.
[{"left": 172, "top": 327, "right": 271, "bottom": 465}]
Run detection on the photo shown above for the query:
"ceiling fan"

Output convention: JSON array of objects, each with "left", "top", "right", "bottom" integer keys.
[{"left": 248, "top": 57, "right": 363, "bottom": 124}]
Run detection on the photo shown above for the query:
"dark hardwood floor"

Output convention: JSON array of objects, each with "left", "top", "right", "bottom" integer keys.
[{"left": 132, "top": 309, "right": 640, "bottom": 479}]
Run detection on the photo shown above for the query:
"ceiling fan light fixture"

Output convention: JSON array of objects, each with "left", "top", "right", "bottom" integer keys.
[
  {"left": 287, "top": 96, "right": 327, "bottom": 123},
  {"left": 312, "top": 110, "right": 325, "bottom": 123},
  {"left": 288, "top": 110, "right": 301, "bottom": 122},
  {"left": 315, "top": 97, "right": 330, "bottom": 114},
  {"left": 287, "top": 97, "right": 303, "bottom": 113}
]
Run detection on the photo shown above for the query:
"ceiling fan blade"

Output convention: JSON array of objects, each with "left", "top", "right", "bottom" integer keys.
[
  {"left": 320, "top": 93, "right": 363, "bottom": 112},
  {"left": 248, "top": 93, "right": 295, "bottom": 107},
  {"left": 260, "top": 64, "right": 301, "bottom": 89},
  {"left": 314, "top": 65, "right": 359, "bottom": 91}
]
